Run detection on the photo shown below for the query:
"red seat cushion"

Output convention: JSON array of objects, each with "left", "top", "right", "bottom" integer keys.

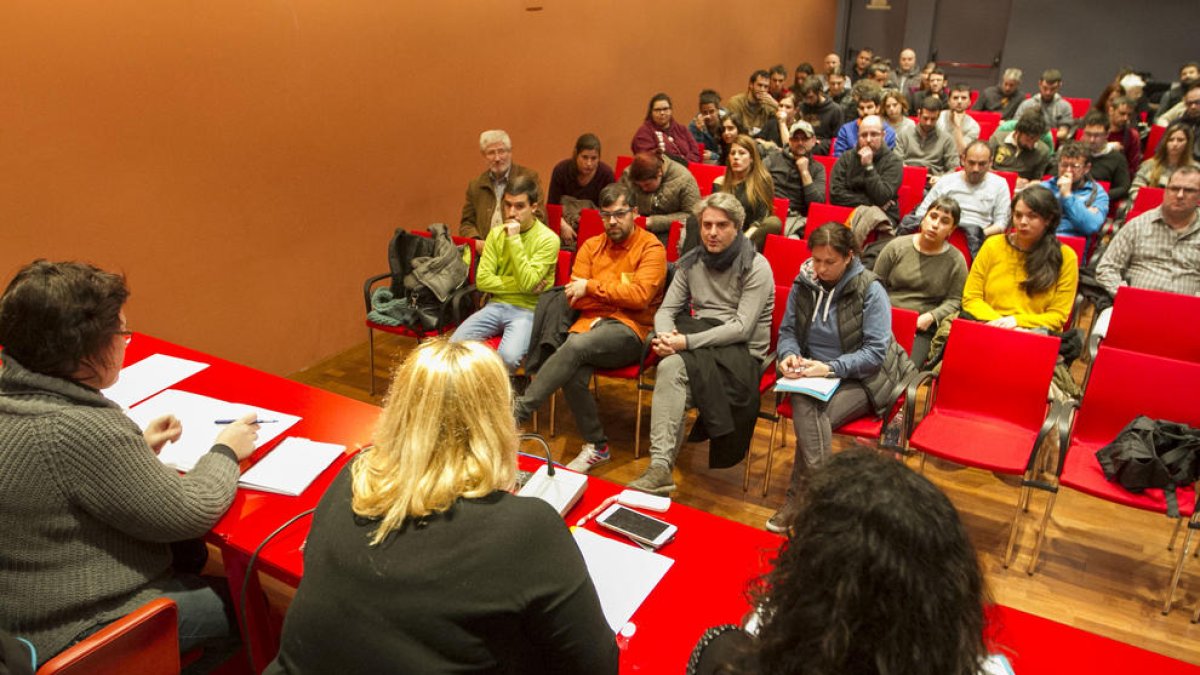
[
  {"left": 908, "top": 410, "right": 1039, "bottom": 475},
  {"left": 1060, "top": 439, "right": 1197, "bottom": 517}
]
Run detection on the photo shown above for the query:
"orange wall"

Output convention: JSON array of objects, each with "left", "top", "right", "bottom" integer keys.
[{"left": 0, "top": 1, "right": 835, "bottom": 375}]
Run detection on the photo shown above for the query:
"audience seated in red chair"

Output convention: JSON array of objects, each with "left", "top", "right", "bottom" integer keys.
[
  {"left": 763, "top": 120, "right": 827, "bottom": 237},
  {"left": 767, "top": 224, "right": 915, "bottom": 532},
  {"left": 1014, "top": 69, "right": 1074, "bottom": 144},
  {"left": 973, "top": 67, "right": 1025, "bottom": 120},
  {"left": 687, "top": 89, "right": 725, "bottom": 165},
  {"left": 0, "top": 261, "right": 259, "bottom": 671},
  {"left": 617, "top": 152, "right": 701, "bottom": 250},
  {"left": 631, "top": 92, "right": 703, "bottom": 167},
  {"left": 726, "top": 69, "right": 782, "bottom": 148},
  {"left": 830, "top": 115, "right": 904, "bottom": 222},
  {"left": 905, "top": 141, "right": 1011, "bottom": 256},
  {"left": 894, "top": 96, "right": 960, "bottom": 184},
  {"left": 796, "top": 78, "right": 843, "bottom": 157},
  {"left": 939, "top": 83, "right": 981, "bottom": 154},
  {"left": 1079, "top": 110, "right": 1131, "bottom": 206},
  {"left": 546, "top": 133, "right": 616, "bottom": 249},
  {"left": 1132, "top": 123, "right": 1199, "bottom": 202},
  {"left": 687, "top": 135, "right": 781, "bottom": 252},
  {"left": 458, "top": 129, "right": 545, "bottom": 254},
  {"left": 874, "top": 197, "right": 970, "bottom": 367},
  {"left": 990, "top": 110, "right": 1053, "bottom": 190},
  {"left": 514, "top": 183, "right": 667, "bottom": 473},
  {"left": 1040, "top": 141, "right": 1109, "bottom": 238}
]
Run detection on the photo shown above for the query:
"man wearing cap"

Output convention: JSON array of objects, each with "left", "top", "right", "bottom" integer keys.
[
  {"left": 618, "top": 151, "right": 701, "bottom": 250},
  {"left": 764, "top": 120, "right": 827, "bottom": 236}
]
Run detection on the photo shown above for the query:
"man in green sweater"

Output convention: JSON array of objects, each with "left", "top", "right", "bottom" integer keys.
[{"left": 451, "top": 175, "right": 560, "bottom": 371}]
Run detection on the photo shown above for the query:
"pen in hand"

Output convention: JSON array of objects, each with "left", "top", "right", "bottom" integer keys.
[{"left": 214, "top": 419, "right": 277, "bottom": 425}]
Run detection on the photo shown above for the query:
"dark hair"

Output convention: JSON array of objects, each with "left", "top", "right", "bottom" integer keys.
[
  {"left": 573, "top": 133, "right": 601, "bottom": 156},
  {"left": 853, "top": 82, "right": 883, "bottom": 106},
  {"left": 629, "top": 151, "right": 663, "bottom": 181},
  {"left": 856, "top": 47, "right": 874, "bottom": 58},
  {"left": 749, "top": 69, "right": 770, "bottom": 83},
  {"left": 1057, "top": 140, "right": 1090, "bottom": 163},
  {"left": 1108, "top": 95, "right": 1134, "bottom": 111},
  {"left": 645, "top": 92, "right": 673, "bottom": 122},
  {"left": 1081, "top": 110, "right": 1108, "bottom": 129},
  {"left": 867, "top": 63, "right": 890, "bottom": 79},
  {"left": 699, "top": 89, "right": 722, "bottom": 108},
  {"left": 769, "top": 64, "right": 788, "bottom": 78},
  {"left": 950, "top": 82, "right": 971, "bottom": 94},
  {"left": 920, "top": 95, "right": 944, "bottom": 113},
  {"left": 798, "top": 79, "right": 824, "bottom": 98},
  {"left": 1181, "top": 61, "right": 1200, "bottom": 76},
  {"left": 806, "top": 222, "right": 857, "bottom": 257},
  {"left": 928, "top": 196, "right": 962, "bottom": 225},
  {"left": 505, "top": 174, "right": 541, "bottom": 205},
  {"left": 598, "top": 182, "right": 635, "bottom": 209},
  {"left": 929, "top": 67, "right": 945, "bottom": 77},
  {"left": 1041, "top": 68, "right": 1063, "bottom": 84},
  {"left": 1014, "top": 109, "right": 1048, "bottom": 137},
  {"left": 1010, "top": 185, "right": 1065, "bottom": 295},
  {"left": 827, "top": 67, "right": 845, "bottom": 80},
  {"left": 0, "top": 260, "right": 129, "bottom": 382},
  {"left": 963, "top": 139, "right": 993, "bottom": 160},
  {"left": 751, "top": 450, "right": 987, "bottom": 675},
  {"left": 794, "top": 62, "right": 814, "bottom": 76}
]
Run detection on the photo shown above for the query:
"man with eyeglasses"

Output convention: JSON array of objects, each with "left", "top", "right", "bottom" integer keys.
[
  {"left": 1090, "top": 166, "right": 1200, "bottom": 351},
  {"left": 1079, "top": 110, "right": 1131, "bottom": 206},
  {"left": 512, "top": 183, "right": 666, "bottom": 473},
  {"left": 1157, "top": 84, "right": 1200, "bottom": 163},
  {"left": 459, "top": 129, "right": 545, "bottom": 252},
  {"left": 831, "top": 115, "right": 904, "bottom": 222},
  {"left": 1040, "top": 141, "right": 1109, "bottom": 237}
]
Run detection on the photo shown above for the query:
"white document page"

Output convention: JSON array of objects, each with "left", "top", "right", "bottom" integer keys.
[
  {"left": 774, "top": 376, "right": 841, "bottom": 399},
  {"left": 127, "top": 389, "right": 301, "bottom": 471},
  {"left": 104, "top": 354, "right": 210, "bottom": 408},
  {"left": 239, "top": 437, "right": 345, "bottom": 496},
  {"left": 572, "top": 528, "right": 674, "bottom": 631}
]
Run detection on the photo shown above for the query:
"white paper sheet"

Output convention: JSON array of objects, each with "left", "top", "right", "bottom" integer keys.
[
  {"left": 126, "top": 389, "right": 301, "bottom": 471},
  {"left": 572, "top": 528, "right": 674, "bottom": 631},
  {"left": 239, "top": 437, "right": 345, "bottom": 496},
  {"left": 103, "top": 354, "right": 210, "bottom": 408}
]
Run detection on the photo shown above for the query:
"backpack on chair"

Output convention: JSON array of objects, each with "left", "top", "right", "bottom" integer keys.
[{"left": 371, "top": 225, "right": 472, "bottom": 334}]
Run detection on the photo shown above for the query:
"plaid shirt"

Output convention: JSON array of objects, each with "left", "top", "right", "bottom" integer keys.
[{"left": 1095, "top": 206, "right": 1200, "bottom": 297}]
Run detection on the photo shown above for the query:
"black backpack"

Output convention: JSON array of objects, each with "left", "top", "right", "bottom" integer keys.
[
  {"left": 376, "top": 228, "right": 473, "bottom": 333},
  {"left": 1095, "top": 416, "right": 1200, "bottom": 518}
]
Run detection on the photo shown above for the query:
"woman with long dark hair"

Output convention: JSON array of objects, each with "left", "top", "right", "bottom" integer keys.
[
  {"left": 962, "top": 185, "right": 1079, "bottom": 331},
  {"left": 688, "top": 449, "right": 992, "bottom": 675},
  {"left": 631, "top": 92, "right": 702, "bottom": 165}
]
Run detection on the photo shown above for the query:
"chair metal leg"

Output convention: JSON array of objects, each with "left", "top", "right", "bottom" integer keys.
[
  {"left": 1026, "top": 488, "right": 1059, "bottom": 575},
  {"left": 634, "top": 388, "right": 644, "bottom": 458},
  {"left": 367, "top": 328, "right": 377, "bottom": 397},
  {"left": 549, "top": 392, "right": 557, "bottom": 438},
  {"left": 762, "top": 417, "right": 781, "bottom": 498},
  {"left": 1169, "top": 517, "right": 1184, "bottom": 551},
  {"left": 1004, "top": 482, "right": 1031, "bottom": 568},
  {"left": 917, "top": 452, "right": 927, "bottom": 474},
  {"left": 1163, "top": 525, "right": 1196, "bottom": 615},
  {"left": 742, "top": 442, "right": 754, "bottom": 492}
]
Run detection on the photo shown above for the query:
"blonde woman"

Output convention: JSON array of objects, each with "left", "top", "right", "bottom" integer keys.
[
  {"left": 1131, "top": 123, "right": 1198, "bottom": 201},
  {"left": 267, "top": 340, "right": 616, "bottom": 675}
]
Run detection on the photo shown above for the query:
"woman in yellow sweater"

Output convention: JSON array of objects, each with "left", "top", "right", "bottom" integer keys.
[{"left": 962, "top": 185, "right": 1078, "bottom": 331}]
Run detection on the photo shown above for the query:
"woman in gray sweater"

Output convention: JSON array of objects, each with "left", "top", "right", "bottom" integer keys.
[{"left": 0, "top": 260, "right": 259, "bottom": 669}]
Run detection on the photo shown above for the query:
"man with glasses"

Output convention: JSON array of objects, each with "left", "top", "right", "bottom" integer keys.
[
  {"left": 1090, "top": 166, "right": 1200, "bottom": 349},
  {"left": 459, "top": 129, "right": 545, "bottom": 252},
  {"left": 1040, "top": 141, "right": 1109, "bottom": 237},
  {"left": 1079, "top": 110, "right": 1131, "bottom": 206},
  {"left": 831, "top": 115, "right": 904, "bottom": 222},
  {"left": 513, "top": 183, "right": 667, "bottom": 473},
  {"left": 1014, "top": 69, "right": 1074, "bottom": 144},
  {"left": 1157, "top": 84, "right": 1200, "bottom": 162}
]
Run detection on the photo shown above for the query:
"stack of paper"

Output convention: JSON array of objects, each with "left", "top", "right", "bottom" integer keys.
[
  {"left": 240, "top": 437, "right": 345, "bottom": 496},
  {"left": 126, "top": 389, "right": 301, "bottom": 471},
  {"left": 104, "top": 354, "right": 209, "bottom": 408},
  {"left": 572, "top": 528, "right": 674, "bottom": 631},
  {"left": 775, "top": 376, "right": 841, "bottom": 401}
]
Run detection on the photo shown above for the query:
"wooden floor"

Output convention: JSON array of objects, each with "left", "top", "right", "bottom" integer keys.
[{"left": 290, "top": 331, "right": 1200, "bottom": 666}]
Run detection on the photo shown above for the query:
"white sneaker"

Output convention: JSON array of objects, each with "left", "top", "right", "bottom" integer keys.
[{"left": 566, "top": 443, "right": 611, "bottom": 473}]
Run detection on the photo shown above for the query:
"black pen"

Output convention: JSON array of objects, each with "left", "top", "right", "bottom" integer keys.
[{"left": 214, "top": 419, "right": 278, "bottom": 424}]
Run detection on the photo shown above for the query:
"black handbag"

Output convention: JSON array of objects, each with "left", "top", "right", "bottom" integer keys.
[{"left": 1095, "top": 416, "right": 1200, "bottom": 517}]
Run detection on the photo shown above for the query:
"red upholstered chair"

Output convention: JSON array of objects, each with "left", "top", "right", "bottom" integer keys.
[
  {"left": 898, "top": 165, "right": 929, "bottom": 219},
  {"left": 664, "top": 220, "right": 682, "bottom": 263},
  {"left": 755, "top": 306, "right": 920, "bottom": 496},
  {"left": 968, "top": 110, "right": 1001, "bottom": 141},
  {"left": 804, "top": 203, "right": 854, "bottom": 238},
  {"left": 1144, "top": 124, "right": 1166, "bottom": 157},
  {"left": 772, "top": 197, "right": 789, "bottom": 224},
  {"left": 36, "top": 598, "right": 181, "bottom": 675},
  {"left": 1126, "top": 187, "right": 1165, "bottom": 222},
  {"left": 1058, "top": 235, "right": 1088, "bottom": 266},
  {"left": 812, "top": 155, "right": 836, "bottom": 201},
  {"left": 763, "top": 233, "right": 810, "bottom": 287},
  {"left": 576, "top": 208, "right": 604, "bottom": 248},
  {"left": 688, "top": 162, "right": 725, "bottom": 197},
  {"left": 1100, "top": 287, "right": 1200, "bottom": 364},
  {"left": 992, "top": 170, "right": 1018, "bottom": 198},
  {"left": 614, "top": 155, "right": 634, "bottom": 178},
  {"left": 742, "top": 284, "right": 793, "bottom": 490},
  {"left": 1064, "top": 96, "right": 1092, "bottom": 119},
  {"left": 903, "top": 319, "right": 1061, "bottom": 565},
  {"left": 969, "top": 89, "right": 980, "bottom": 107},
  {"left": 946, "top": 227, "right": 973, "bottom": 269},
  {"left": 1024, "top": 347, "right": 1200, "bottom": 613},
  {"left": 544, "top": 203, "right": 563, "bottom": 237}
]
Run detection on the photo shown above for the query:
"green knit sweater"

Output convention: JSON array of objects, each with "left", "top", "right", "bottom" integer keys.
[
  {"left": 873, "top": 234, "right": 969, "bottom": 323},
  {"left": 0, "top": 354, "right": 239, "bottom": 662}
]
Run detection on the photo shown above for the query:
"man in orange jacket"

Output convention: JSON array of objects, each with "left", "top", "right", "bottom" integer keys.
[{"left": 513, "top": 183, "right": 667, "bottom": 472}]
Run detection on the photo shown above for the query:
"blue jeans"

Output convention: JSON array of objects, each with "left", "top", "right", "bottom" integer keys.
[{"left": 451, "top": 302, "right": 534, "bottom": 371}]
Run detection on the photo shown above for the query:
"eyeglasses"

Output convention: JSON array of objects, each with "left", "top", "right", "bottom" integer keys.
[
  {"left": 598, "top": 208, "right": 632, "bottom": 221},
  {"left": 1166, "top": 186, "right": 1200, "bottom": 195},
  {"left": 116, "top": 330, "right": 133, "bottom": 345},
  {"left": 1058, "top": 162, "right": 1086, "bottom": 171},
  {"left": 652, "top": 106, "right": 672, "bottom": 113}
]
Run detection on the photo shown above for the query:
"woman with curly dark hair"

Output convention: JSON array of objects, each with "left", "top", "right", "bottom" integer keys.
[{"left": 688, "top": 449, "right": 994, "bottom": 675}]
